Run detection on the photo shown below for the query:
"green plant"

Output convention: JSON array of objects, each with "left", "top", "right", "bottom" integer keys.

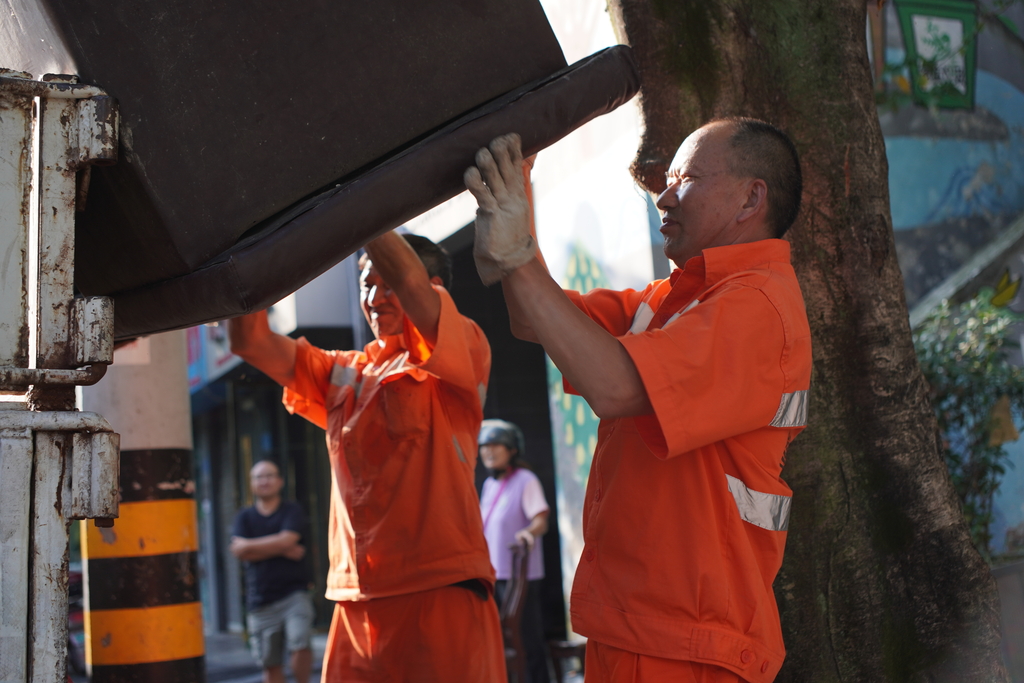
[{"left": 913, "top": 294, "right": 1024, "bottom": 558}]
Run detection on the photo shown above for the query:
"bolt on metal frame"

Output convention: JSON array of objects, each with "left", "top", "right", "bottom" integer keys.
[{"left": 0, "top": 69, "right": 120, "bottom": 683}]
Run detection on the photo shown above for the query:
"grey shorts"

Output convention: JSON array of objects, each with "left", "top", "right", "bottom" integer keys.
[{"left": 247, "top": 590, "right": 315, "bottom": 668}]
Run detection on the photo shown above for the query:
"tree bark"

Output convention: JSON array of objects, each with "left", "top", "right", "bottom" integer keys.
[{"left": 606, "top": 0, "right": 1007, "bottom": 680}]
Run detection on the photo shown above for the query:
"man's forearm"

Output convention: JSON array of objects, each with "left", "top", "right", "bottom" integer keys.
[
  {"left": 363, "top": 231, "right": 441, "bottom": 344},
  {"left": 231, "top": 531, "right": 300, "bottom": 562},
  {"left": 503, "top": 259, "right": 652, "bottom": 419},
  {"left": 227, "top": 311, "right": 297, "bottom": 387},
  {"left": 501, "top": 279, "right": 540, "bottom": 343}
]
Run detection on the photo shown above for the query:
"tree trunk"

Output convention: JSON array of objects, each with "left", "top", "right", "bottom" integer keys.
[{"left": 606, "top": 1, "right": 1007, "bottom": 680}]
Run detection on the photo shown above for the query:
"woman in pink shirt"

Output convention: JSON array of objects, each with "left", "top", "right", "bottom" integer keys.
[{"left": 478, "top": 420, "right": 551, "bottom": 683}]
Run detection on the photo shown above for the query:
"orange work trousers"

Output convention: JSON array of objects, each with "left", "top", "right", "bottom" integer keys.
[
  {"left": 322, "top": 584, "right": 506, "bottom": 683},
  {"left": 586, "top": 640, "right": 744, "bottom": 683}
]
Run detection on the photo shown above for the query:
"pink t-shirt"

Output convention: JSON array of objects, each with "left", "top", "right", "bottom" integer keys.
[{"left": 479, "top": 468, "right": 549, "bottom": 580}]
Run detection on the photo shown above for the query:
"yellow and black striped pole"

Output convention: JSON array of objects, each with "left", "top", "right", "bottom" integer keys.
[{"left": 81, "top": 330, "right": 204, "bottom": 681}]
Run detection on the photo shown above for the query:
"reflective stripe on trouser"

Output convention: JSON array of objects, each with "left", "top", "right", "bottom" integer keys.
[{"left": 82, "top": 449, "right": 204, "bottom": 682}]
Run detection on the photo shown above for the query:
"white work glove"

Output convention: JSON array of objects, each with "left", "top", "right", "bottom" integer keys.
[{"left": 464, "top": 133, "right": 537, "bottom": 286}]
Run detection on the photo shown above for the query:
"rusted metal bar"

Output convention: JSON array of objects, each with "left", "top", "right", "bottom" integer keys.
[
  {"left": 0, "top": 72, "right": 105, "bottom": 100},
  {"left": 0, "top": 409, "right": 114, "bottom": 433},
  {"left": 69, "top": 430, "right": 120, "bottom": 520},
  {"left": 0, "top": 84, "right": 33, "bottom": 368},
  {"left": 36, "top": 95, "right": 78, "bottom": 370},
  {"left": 28, "top": 432, "right": 72, "bottom": 683},
  {"left": 0, "top": 363, "right": 107, "bottom": 389},
  {"left": 0, "top": 69, "right": 121, "bottom": 683},
  {"left": 0, "top": 426, "right": 33, "bottom": 681},
  {"left": 72, "top": 297, "right": 115, "bottom": 366},
  {"left": 75, "top": 96, "right": 118, "bottom": 167}
]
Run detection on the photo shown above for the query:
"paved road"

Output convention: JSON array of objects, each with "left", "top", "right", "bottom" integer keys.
[
  {"left": 68, "top": 632, "right": 326, "bottom": 683},
  {"left": 70, "top": 630, "right": 584, "bottom": 683},
  {"left": 206, "top": 631, "right": 327, "bottom": 683}
]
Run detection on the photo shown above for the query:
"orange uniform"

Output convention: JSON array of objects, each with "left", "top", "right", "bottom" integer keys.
[
  {"left": 565, "top": 240, "right": 811, "bottom": 683},
  {"left": 282, "top": 287, "right": 505, "bottom": 681},
  {"left": 587, "top": 640, "right": 744, "bottom": 682}
]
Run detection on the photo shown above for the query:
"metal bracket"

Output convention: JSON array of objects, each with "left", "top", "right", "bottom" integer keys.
[
  {"left": 69, "top": 430, "right": 119, "bottom": 521},
  {"left": 0, "top": 364, "right": 107, "bottom": 390}
]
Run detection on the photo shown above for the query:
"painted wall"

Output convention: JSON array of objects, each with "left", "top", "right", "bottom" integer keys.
[
  {"left": 887, "top": 70, "right": 1024, "bottom": 232},
  {"left": 875, "top": 3, "right": 1024, "bottom": 555},
  {"left": 879, "top": 2, "right": 1024, "bottom": 305}
]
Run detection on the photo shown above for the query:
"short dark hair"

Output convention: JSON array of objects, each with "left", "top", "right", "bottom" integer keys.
[
  {"left": 402, "top": 234, "right": 453, "bottom": 290},
  {"left": 713, "top": 117, "right": 802, "bottom": 238}
]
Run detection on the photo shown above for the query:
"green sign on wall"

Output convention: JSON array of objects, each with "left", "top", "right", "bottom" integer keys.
[{"left": 895, "top": 0, "right": 978, "bottom": 109}]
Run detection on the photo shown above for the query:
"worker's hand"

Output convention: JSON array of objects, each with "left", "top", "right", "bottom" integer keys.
[
  {"left": 284, "top": 544, "right": 306, "bottom": 561},
  {"left": 464, "top": 133, "right": 536, "bottom": 285},
  {"left": 513, "top": 528, "right": 536, "bottom": 551}
]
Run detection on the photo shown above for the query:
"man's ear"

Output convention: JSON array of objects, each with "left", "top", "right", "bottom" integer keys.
[
  {"left": 429, "top": 275, "right": 445, "bottom": 288},
  {"left": 737, "top": 178, "right": 767, "bottom": 225}
]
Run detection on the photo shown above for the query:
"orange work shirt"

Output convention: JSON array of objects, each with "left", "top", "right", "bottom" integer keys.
[
  {"left": 283, "top": 287, "right": 495, "bottom": 602},
  {"left": 565, "top": 240, "right": 811, "bottom": 683}
]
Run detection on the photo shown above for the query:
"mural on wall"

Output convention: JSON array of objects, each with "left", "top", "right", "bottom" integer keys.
[
  {"left": 879, "top": 1, "right": 1024, "bottom": 305},
  {"left": 992, "top": 267, "right": 1022, "bottom": 308},
  {"left": 878, "top": 1, "right": 1024, "bottom": 556}
]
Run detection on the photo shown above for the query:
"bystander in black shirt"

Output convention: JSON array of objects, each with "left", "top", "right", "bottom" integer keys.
[{"left": 231, "top": 501, "right": 311, "bottom": 609}]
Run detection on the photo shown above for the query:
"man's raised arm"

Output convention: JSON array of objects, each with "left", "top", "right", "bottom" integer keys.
[
  {"left": 498, "top": 158, "right": 545, "bottom": 344},
  {"left": 363, "top": 231, "right": 442, "bottom": 345},
  {"left": 228, "top": 310, "right": 297, "bottom": 387},
  {"left": 465, "top": 135, "right": 652, "bottom": 419}
]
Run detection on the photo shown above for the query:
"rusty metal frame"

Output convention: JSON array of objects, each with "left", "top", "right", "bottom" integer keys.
[{"left": 0, "top": 69, "right": 119, "bottom": 683}]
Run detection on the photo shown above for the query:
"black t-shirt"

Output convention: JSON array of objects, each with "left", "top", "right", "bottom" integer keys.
[{"left": 231, "top": 500, "right": 311, "bottom": 609}]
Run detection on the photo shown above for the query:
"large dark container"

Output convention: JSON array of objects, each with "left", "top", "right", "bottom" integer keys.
[{"left": 3, "top": 1, "right": 639, "bottom": 337}]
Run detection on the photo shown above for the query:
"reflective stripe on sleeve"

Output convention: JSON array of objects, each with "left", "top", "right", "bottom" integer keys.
[
  {"left": 769, "top": 390, "right": 808, "bottom": 428},
  {"left": 662, "top": 299, "right": 699, "bottom": 328},
  {"left": 453, "top": 436, "right": 467, "bottom": 463},
  {"left": 478, "top": 382, "right": 487, "bottom": 408},
  {"left": 628, "top": 302, "right": 655, "bottom": 335},
  {"left": 330, "top": 364, "right": 358, "bottom": 388},
  {"left": 726, "top": 474, "right": 791, "bottom": 531}
]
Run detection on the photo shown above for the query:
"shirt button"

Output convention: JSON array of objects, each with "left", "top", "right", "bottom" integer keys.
[
  {"left": 740, "top": 650, "right": 753, "bottom": 664},
  {"left": 585, "top": 550, "right": 595, "bottom": 562},
  {"left": 594, "top": 488, "right": 602, "bottom": 502},
  {"left": 761, "top": 660, "right": 770, "bottom": 673}
]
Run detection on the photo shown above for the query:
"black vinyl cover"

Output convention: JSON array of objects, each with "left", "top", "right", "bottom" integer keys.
[
  {"left": 112, "top": 46, "right": 640, "bottom": 337},
  {"left": 11, "top": 1, "right": 638, "bottom": 337}
]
